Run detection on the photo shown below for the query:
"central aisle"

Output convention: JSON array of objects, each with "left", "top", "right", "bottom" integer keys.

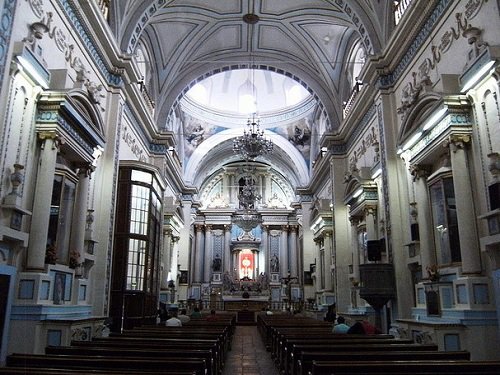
[{"left": 223, "top": 325, "right": 279, "bottom": 375}]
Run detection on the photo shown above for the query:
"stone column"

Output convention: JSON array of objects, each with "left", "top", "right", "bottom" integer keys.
[
  {"left": 448, "top": 135, "right": 481, "bottom": 274},
  {"left": 259, "top": 174, "right": 264, "bottom": 205},
  {"left": 230, "top": 174, "right": 237, "bottom": 204},
  {"left": 161, "top": 229, "right": 172, "bottom": 289},
  {"left": 194, "top": 224, "right": 204, "bottom": 282},
  {"left": 410, "top": 165, "right": 436, "bottom": 277},
  {"left": 204, "top": 225, "right": 212, "bottom": 282},
  {"left": 252, "top": 250, "right": 259, "bottom": 279},
  {"left": 223, "top": 173, "right": 229, "bottom": 203},
  {"left": 232, "top": 250, "right": 239, "bottom": 278},
  {"left": 314, "top": 237, "right": 323, "bottom": 292},
  {"left": 265, "top": 173, "right": 272, "bottom": 204},
  {"left": 350, "top": 217, "right": 361, "bottom": 282},
  {"left": 365, "top": 206, "right": 377, "bottom": 240},
  {"left": 224, "top": 225, "right": 231, "bottom": 272},
  {"left": 324, "top": 231, "right": 333, "bottom": 290},
  {"left": 170, "top": 236, "right": 180, "bottom": 284},
  {"left": 27, "top": 133, "right": 61, "bottom": 271},
  {"left": 281, "top": 226, "right": 289, "bottom": 278},
  {"left": 262, "top": 225, "right": 269, "bottom": 273},
  {"left": 69, "top": 165, "right": 93, "bottom": 274},
  {"left": 289, "top": 225, "right": 298, "bottom": 278}
]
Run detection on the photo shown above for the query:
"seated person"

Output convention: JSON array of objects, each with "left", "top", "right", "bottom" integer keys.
[
  {"left": 165, "top": 310, "right": 182, "bottom": 327},
  {"left": 190, "top": 307, "right": 202, "bottom": 319},
  {"left": 347, "top": 321, "right": 366, "bottom": 334},
  {"left": 361, "top": 319, "right": 382, "bottom": 334},
  {"left": 206, "top": 309, "right": 218, "bottom": 321},
  {"left": 177, "top": 308, "right": 191, "bottom": 324},
  {"left": 332, "top": 316, "right": 350, "bottom": 333}
]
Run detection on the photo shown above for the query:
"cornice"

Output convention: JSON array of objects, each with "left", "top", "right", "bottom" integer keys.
[{"left": 362, "top": 0, "right": 452, "bottom": 88}]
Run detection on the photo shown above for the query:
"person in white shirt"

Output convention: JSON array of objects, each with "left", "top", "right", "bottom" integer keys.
[
  {"left": 177, "top": 309, "right": 191, "bottom": 324},
  {"left": 165, "top": 310, "right": 182, "bottom": 327}
]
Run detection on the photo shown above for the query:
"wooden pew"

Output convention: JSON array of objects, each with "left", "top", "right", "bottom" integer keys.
[
  {"left": 86, "top": 336, "right": 223, "bottom": 372},
  {"left": 310, "top": 360, "right": 500, "bottom": 374},
  {"left": 273, "top": 332, "right": 402, "bottom": 364},
  {"left": 6, "top": 353, "right": 208, "bottom": 375},
  {"left": 280, "top": 340, "right": 434, "bottom": 375},
  {"left": 46, "top": 346, "right": 217, "bottom": 375},
  {"left": 295, "top": 351, "right": 470, "bottom": 375},
  {"left": 0, "top": 368, "right": 196, "bottom": 374}
]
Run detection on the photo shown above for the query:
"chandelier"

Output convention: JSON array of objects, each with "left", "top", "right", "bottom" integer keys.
[
  {"left": 233, "top": 116, "right": 273, "bottom": 160},
  {"left": 232, "top": 209, "right": 262, "bottom": 233},
  {"left": 232, "top": 172, "right": 262, "bottom": 237}
]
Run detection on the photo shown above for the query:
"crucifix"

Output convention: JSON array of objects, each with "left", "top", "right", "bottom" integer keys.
[{"left": 280, "top": 272, "right": 298, "bottom": 309}]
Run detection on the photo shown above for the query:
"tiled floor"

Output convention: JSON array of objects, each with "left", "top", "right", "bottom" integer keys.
[{"left": 223, "top": 326, "right": 279, "bottom": 375}]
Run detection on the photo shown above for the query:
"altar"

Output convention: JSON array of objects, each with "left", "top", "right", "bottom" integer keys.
[{"left": 222, "top": 295, "right": 269, "bottom": 311}]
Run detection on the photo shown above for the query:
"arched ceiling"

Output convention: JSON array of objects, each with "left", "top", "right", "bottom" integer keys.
[
  {"left": 110, "top": 0, "right": 384, "bottom": 194},
  {"left": 113, "top": 0, "right": 383, "bottom": 128}
]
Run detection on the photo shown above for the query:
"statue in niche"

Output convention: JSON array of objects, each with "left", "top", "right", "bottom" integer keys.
[
  {"left": 212, "top": 254, "right": 222, "bottom": 272},
  {"left": 270, "top": 254, "right": 279, "bottom": 273}
]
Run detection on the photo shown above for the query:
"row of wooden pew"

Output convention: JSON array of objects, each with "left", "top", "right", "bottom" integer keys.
[
  {"left": 0, "top": 314, "right": 236, "bottom": 375},
  {"left": 257, "top": 314, "right": 500, "bottom": 375}
]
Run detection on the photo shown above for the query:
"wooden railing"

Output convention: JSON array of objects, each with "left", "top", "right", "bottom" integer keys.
[{"left": 394, "top": 0, "right": 413, "bottom": 25}]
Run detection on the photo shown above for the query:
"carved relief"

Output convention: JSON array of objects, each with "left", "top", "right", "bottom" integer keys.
[{"left": 397, "top": 10, "right": 489, "bottom": 119}]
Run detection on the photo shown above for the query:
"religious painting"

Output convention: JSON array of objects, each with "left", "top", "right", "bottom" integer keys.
[
  {"left": 53, "top": 272, "right": 66, "bottom": 305},
  {"left": 271, "top": 115, "right": 312, "bottom": 163},
  {"left": 179, "top": 270, "right": 188, "bottom": 284},
  {"left": 239, "top": 251, "right": 253, "bottom": 280},
  {"left": 183, "top": 115, "right": 224, "bottom": 159},
  {"left": 303, "top": 271, "right": 313, "bottom": 285}
]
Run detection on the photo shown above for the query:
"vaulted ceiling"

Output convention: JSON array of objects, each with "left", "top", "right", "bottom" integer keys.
[{"left": 109, "top": 0, "right": 387, "bottom": 193}]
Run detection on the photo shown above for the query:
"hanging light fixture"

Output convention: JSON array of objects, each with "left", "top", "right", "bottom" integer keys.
[
  {"left": 233, "top": 116, "right": 273, "bottom": 160},
  {"left": 233, "top": 6, "right": 273, "bottom": 161}
]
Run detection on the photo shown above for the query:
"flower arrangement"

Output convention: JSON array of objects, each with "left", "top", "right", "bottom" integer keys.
[
  {"left": 45, "top": 245, "right": 57, "bottom": 264},
  {"left": 69, "top": 250, "right": 81, "bottom": 269}
]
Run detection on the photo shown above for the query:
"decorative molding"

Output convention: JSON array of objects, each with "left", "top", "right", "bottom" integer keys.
[
  {"left": 396, "top": 10, "right": 488, "bottom": 119},
  {"left": 376, "top": 103, "right": 392, "bottom": 262},
  {"left": 378, "top": 0, "right": 453, "bottom": 87},
  {"left": 0, "top": 0, "right": 18, "bottom": 93}
]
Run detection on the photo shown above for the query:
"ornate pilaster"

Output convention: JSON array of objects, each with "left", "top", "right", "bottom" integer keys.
[
  {"left": 27, "top": 133, "right": 62, "bottom": 271},
  {"left": 447, "top": 134, "right": 481, "bottom": 274}
]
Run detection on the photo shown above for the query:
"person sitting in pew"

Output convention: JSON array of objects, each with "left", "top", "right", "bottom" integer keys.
[
  {"left": 332, "top": 316, "right": 350, "bottom": 334},
  {"left": 361, "top": 319, "right": 382, "bottom": 334},
  {"left": 177, "top": 309, "right": 191, "bottom": 324},
  {"left": 347, "top": 321, "right": 365, "bottom": 334},
  {"left": 166, "top": 309, "right": 182, "bottom": 326},
  {"left": 190, "top": 307, "right": 202, "bottom": 319},
  {"left": 206, "top": 309, "right": 218, "bottom": 321}
]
